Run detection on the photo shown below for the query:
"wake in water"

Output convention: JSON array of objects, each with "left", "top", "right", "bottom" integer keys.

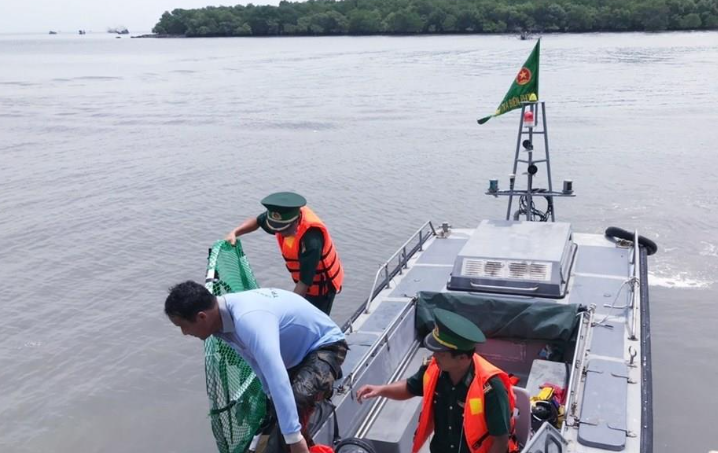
[
  {"left": 646, "top": 242, "right": 717, "bottom": 289},
  {"left": 700, "top": 241, "right": 717, "bottom": 257},
  {"left": 649, "top": 273, "right": 712, "bottom": 289}
]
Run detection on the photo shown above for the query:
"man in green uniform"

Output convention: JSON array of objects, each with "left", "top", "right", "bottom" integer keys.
[
  {"left": 225, "top": 192, "right": 344, "bottom": 315},
  {"left": 356, "top": 309, "right": 516, "bottom": 453}
]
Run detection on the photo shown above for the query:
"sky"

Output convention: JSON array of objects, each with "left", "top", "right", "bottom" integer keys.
[{"left": 0, "top": 0, "right": 281, "bottom": 33}]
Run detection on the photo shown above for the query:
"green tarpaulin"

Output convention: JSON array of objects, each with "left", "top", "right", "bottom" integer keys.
[{"left": 415, "top": 291, "right": 581, "bottom": 342}]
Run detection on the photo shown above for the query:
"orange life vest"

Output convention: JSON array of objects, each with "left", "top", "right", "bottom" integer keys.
[
  {"left": 277, "top": 207, "right": 344, "bottom": 297},
  {"left": 309, "top": 446, "right": 334, "bottom": 453},
  {"left": 412, "top": 354, "right": 518, "bottom": 453}
]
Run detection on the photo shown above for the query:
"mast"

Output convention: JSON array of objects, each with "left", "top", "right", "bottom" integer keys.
[{"left": 487, "top": 101, "right": 574, "bottom": 222}]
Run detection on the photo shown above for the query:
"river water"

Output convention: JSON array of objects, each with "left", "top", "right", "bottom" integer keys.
[{"left": 1, "top": 31, "right": 716, "bottom": 452}]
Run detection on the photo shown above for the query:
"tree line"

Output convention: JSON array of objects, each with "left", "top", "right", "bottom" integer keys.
[{"left": 152, "top": 0, "right": 718, "bottom": 37}]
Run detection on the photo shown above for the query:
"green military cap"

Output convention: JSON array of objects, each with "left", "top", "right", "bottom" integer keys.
[
  {"left": 261, "top": 192, "right": 307, "bottom": 232},
  {"left": 424, "top": 308, "right": 486, "bottom": 352}
]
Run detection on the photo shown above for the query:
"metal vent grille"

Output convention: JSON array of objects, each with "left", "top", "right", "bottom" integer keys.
[
  {"left": 461, "top": 258, "right": 552, "bottom": 282},
  {"left": 530, "top": 263, "right": 549, "bottom": 280}
]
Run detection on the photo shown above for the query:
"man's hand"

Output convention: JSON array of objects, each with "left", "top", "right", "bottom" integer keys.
[
  {"left": 288, "top": 437, "right": 310, "bottom": 453},
  {"left": 293, "top": 281, "right": 309, "bottom": 297},
  {"left": 225, "top": 231, "right": 237, "bottom": 246},
  {"left": 225, "top": 218, "right": 260, "bottom": 246},
  {"left": 356, "top": 384, "right": 383, "bottom": 403}
]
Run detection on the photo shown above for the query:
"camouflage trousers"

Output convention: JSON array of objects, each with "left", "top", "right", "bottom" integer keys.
[{"left": 264, "top": 340, "right": 348, "bottom": 453}]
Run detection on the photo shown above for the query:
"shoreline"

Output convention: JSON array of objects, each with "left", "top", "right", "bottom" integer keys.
[{"left": 132, "top": 29, "right": 714, "bottom": 39}]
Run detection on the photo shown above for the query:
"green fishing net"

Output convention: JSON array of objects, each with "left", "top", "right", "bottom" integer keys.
[{"left": 204, "top": 240, "right": 267, "bottom": 453}]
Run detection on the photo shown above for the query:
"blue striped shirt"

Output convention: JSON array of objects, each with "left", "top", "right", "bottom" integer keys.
[{"left": 214, "top": 288, "right": 344, "bottom": 444}]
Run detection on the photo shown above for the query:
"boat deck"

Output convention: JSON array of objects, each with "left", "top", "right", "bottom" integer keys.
[{"left": 314, "top": 225, "right": 647, "bottom": 453}]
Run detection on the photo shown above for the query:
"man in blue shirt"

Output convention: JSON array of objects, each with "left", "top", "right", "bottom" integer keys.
[{"left": 165, "top": 281, "right": 348, "bottom": 453}]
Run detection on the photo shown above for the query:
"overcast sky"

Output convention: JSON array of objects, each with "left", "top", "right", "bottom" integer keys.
[{"left": 1, "top": 0, "right": 281, "bottom": 33}]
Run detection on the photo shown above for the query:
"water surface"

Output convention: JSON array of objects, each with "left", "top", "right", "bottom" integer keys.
[{"left": 1, "top": 32, "right": 717, "bottom": 453}]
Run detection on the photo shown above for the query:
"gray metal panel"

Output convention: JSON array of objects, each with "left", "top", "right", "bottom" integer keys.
[
  {"left": 416, "top": 237, "right": 468, "bottom": 265},
  {"left": 389, "top": 266, "right": 450, "bottom": 298},
  {"left": 360, "top": 301, "right": 407, "bottom": 333},
  {"left": 314, "top": 306, "right": 417, "bottom": 445},
  {"left": 460, "top": 220, "right": 572, "bottom": 262},
  {"left": 574, "top": 245, "right": 630, "bottom": 277},
  {"left": 569, "top": 275, "right": 631, "bottom": 316},
  {"left": 339, "top": 332, "right": 380, "bottom": 384},
  {"left": 365, "top": 351, "right": 427, "bottom": 453},
  {"left": 578, "top": 359, "right": 629, "bottom": 451},
  {"left": 525, "top": 359, "right": 568, "bottom": 396},
  {"left": 590, "top": 321, "right": 625, "bottom": 359}
]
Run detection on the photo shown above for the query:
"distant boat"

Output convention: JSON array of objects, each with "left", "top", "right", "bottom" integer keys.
[
  {"left": 107, "top": 27, "right": 129, "bottom": 35},
  {"left": 78, "top": 30, "right": 86, "bottom": 35},
  {"left": 49, "top": 31, "right": 57, "bottom": 35}
]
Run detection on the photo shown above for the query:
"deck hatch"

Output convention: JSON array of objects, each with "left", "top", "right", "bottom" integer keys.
[{"left": 448, "top": 220, "right": 575, "bottom": 298}]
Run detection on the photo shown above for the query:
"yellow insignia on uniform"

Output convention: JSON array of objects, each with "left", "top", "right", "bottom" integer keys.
[
  {"left": 469, "top": 398, "right": 483, "bottom": 415},
  {"left": 423, "top": 372, "right": 430, "bottom": 387},
  {"left": 270, "top": 211, "right": 282, "bottom": 220},
  {"left": 284, "top": 236, "right": 295, "bottom": 248}
]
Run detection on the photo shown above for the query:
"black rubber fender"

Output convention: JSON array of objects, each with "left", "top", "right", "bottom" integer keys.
[
  {"left": 334, "top": 438, "right": 377, "bottom": 453},
  {"left": 605, "top": 226, "right": 658, "bottom": 256}
]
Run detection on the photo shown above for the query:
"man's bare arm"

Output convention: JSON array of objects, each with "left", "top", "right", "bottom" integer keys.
[
  {"left": 225, "top": 217, "right": 260, "bottom": 245},
  {"left": 356, "top": 381, "right": 414, "bottom": 403}
]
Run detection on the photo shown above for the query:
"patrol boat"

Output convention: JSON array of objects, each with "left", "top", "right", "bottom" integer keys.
[{"left": 311, "top": 102, "right": 657, "bottom": 453}]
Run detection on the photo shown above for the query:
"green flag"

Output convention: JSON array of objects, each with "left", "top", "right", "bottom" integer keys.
[{"left": 478, "top": 39, "right": 540, "bottom": 125}]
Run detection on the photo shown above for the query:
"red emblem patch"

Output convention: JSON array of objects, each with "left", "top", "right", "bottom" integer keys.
[{"left": 516, "top": 67, "right": 532, "bottom": 86}]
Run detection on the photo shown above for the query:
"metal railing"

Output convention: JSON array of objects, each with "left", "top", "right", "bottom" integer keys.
[
  {"left": 338, "top": 301, "right": 416, "bottom": 394},
  {"left": 354, "top": 339, "right": 421, "bottom": 438},
  {"left": 363, "top": 221, "right": 436, "bottom": 314},
  {"left": 562, "top": 308, "right": 593, "bottom": 433},
  {"left": 629, "top": 230, "right": 641, "bottom": 341}
]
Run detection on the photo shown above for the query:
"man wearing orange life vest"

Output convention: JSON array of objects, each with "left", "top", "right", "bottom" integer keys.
[
  {"left": 356, "top": 309, "right": 518, "bottom": 453},
  {"left": 225, "top": 192, "right": 344, "bottom": 315}
]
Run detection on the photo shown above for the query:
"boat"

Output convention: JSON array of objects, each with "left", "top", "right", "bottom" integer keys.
[
  {"left": 107, "top": 27, "right": 129, "bottom": 35},
  {"left": 201, "top": 50, "right": 656, "bottom": 453},
  {"left": 305, "top": 101, "right": 656, "bottom": 453}
]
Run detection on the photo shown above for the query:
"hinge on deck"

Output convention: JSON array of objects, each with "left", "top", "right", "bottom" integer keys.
[
  {"left": 437, "top": 222, "right": 452, "bottom": 238},
  {"left": 607, "top": 424, "right": 637, "bottom": 438},
  {"left": 615, "top": 239, "right": 633, "bottom": 249},
  {"left": 627, "top": 346, "right": 638, "bottom": 368},
  {"left": 566, "top": 417, "right": 597, "bottom": 428}
]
